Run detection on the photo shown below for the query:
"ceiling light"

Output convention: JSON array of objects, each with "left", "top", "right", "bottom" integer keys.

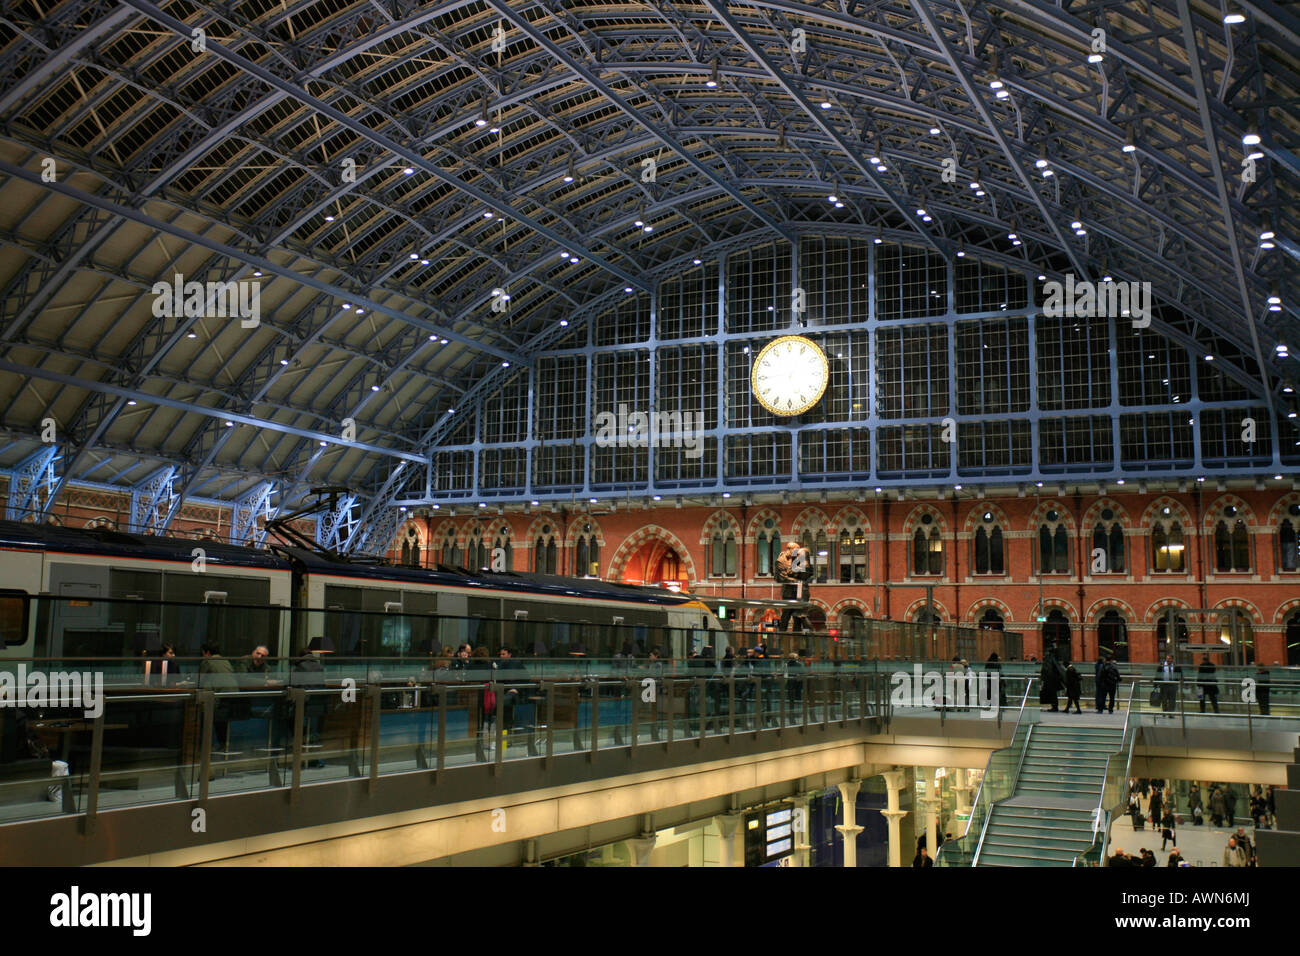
[
  {"left": 254, "top": 271, "right": 262, "bottom": 277},
  {"left": 975, "top": 189, "right": 985, "bottom": 196},
  {"left": 559, "top": 319, "right": 568, "bottom": 327},
  {"left": 1035, "top": 157, "right": 1049, "bottom": 169},
  {"left": 995, "top": 89, "right": 1009, "bottom": 99},
  {"left": 280, "top": 359, "right": 289, "bottom": 366},
  {"left": 1122, "top": 142, "right": 1136, "bottom": 153},
  {"left": 319, "top": 441, "right": 327, "bottom": 447},
  {"left": 917, "top": 207, "right": 927, "bottom": 216},
  {"left": 1038, "top": 274, "right": 1046, "bottom": 281},
  {"left": 929, "top": 127, "right": 941, "bottom": 135},
  {"left": 868, "top": 155, "right": 880, "bottom": 164},
  {"left": 410, "top": 253, "right": 419, "bottom": 259},
  {"left": 693, "top": 258, "right": 702, "bottom": 265},
  {"left": 324, "top": 215, "right": 334, "bottom": 222},
  {"left": 957, "top": 250, "right": 965, "bottom": 257},
  {"left": 1042, "top": 168, "right": 1054, "bottom": 177},
  {"left": 1242, "top": 131, "right": 1260, "bottom": 146},
  {"left": 127, "top": 400, "right": 137, "bottom": 406},
  {"left": 835, "top": 202, "right": 845, "bottom": 208},
  {"left": 989, "top": 80, "right": 1003, "bottom": 90},
  {"left": 969, "top": 181, "right": 980, "bottom": 189},
  {"left": 1087, "top": 53, "right": 1103, "bottom": 63},
  {"left": 828, "top": 194, "right": 838, "bottom": 203},
  {"left": 484, "top": 212, "right": 493, "bottom": 218},
  {"left": 440, "top": 338, "right": 448, "bottom": 344},
  {"left": 635, "top": 220, "right": 644, "bottom": 227},
  {"left": 1224, "top": 12, "right": 1245, "bottom": 24},
  {"left": 873, "top": 237, "right": 882, "bottom": 244},
  {"left": 643, "top": 225, "right": 653, "bottom": 232},
  {"left": 187, "top": 332, "right": 197, "bottom": 339},
  {"left": 403, "top": 168, "right": 414, "bottom": 175},
  {"left": 624, "top": 287, "right": 633, "bottom": 293},
  {"left": 1247, "top": 150, "right": 1263, "bottom": 161},
  {"left": 820, "top": 101, "right": 832, "bottom": 110}
]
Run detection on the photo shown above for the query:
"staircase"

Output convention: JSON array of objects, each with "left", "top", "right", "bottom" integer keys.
[{"left": 976, "top": 723, "right": 1124, "bottom": 867}]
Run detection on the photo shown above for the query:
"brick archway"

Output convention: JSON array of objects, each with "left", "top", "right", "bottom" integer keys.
[{"left": 606, "top": 525, "right": 699, "bottom": 587}]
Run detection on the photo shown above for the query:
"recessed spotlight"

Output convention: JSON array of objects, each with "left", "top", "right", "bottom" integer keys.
[
  {"left": 127, "top": 399, "right": 137, "bottom": 406},
  {"left": 624, "top": 287, "right": 633, "bottom": 293},
  {"left": 995, "top": 89, "right": 1009, "bottom": 99},
  {"left": 403, "top": 167, "right": 414, "bottom": 175},
  {"left": 634, "top": 220, "right": 644, "bottom": 227},
  {"left": 643, "top": 225, "right": 653, "bottom": 232},
  {"left": 693, "top": 258, "right": 702, "bottom": 265},
  {"left": 280, "top": 359, "right": 289, "bottom": 366},
  {"left": 410, "top": 253, "right": 419, "bottom": 259},
  {"left": 929, "top": 127, "right": 941, "bottom": 135},
  {"left": 324, "top": 215, "right": 334, "bottom": 222},
  {"left": 371, "top": 385, "right": 380, "bottom": 392},
  {"left": 820, "top": 101, "right": 832, "bottom": 110}
]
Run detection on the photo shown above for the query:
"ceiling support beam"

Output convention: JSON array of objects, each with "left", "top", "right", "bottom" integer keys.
[{"left": 118, "top": 0, "right": 649, "bottom": 294}]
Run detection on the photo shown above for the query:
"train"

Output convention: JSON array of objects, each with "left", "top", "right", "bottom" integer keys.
[{"left": 0, "top": 520, "right": 725, "bottom": 661}]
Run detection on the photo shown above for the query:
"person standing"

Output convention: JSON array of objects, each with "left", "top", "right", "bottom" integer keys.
[
  {"left": 912, "top": 846, "right": 933, "bottom": 867},
  {"left": 1188, "top": 783, "right": 1202, "bottom": 822},
  {"left": 1149, "top": 787, "right": 1162, "bottom": 829},
  {"left": 1256, "top": 662, "right": 1272, "bottom": 716},
  {"left": 1210, "top": 787, "right": 1227, "bottom": 827},
  {"left": 1222, "top": 836, "right": 1248, "bottom": 867},
  {"left": 1224, "top": 786, "right": 1238, "bottom": 828},
  {"left": 1064, "top": 661, "right": 1082, "bottom": 714},
  {"left": 1197, "top": 655, "right": 1219, "bottom": 713},
  {"left": 1160, "top": 811, "right": 1176, "bottom": 851},
  {"left": 775, "top": 542, "right": 799, "bottom": 633},
  {"left": 1040, "top": 650, "right": 1063, "bottom": 712},
  {"left": 1158, "top": 656, "right": 1180, "bottom": 713},
  {"left": 987, "top": 652, "right": 1007, "bottom": 708},
  {"left": 1099, "top": 655, "right": 1120, "bottom": 714}
]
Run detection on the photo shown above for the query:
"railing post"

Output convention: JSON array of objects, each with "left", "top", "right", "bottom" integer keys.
[
  {"left": 82, "top": 708, "right": 105, "bottom": 836},
  {"left": 197, "top": 689, "right": 214, "bottom": 806},
  {"left": 290, "top": 687, "right": 305, "bottom": 803},
  {"left": 666, "top": 678, "right": 675, "bottom": 747},
  {"left": 494, "top": 680, "right": 507, "bottom": 773},
  {"left": 368, "top": 683, "right": 381, "bottom": 790},
  {"left": 695, "top": 677, "right": 705, "bottom": 746},
  {"left": 628, "top": 678, "right": 639, "bottom": 752},
  {"left": 545, "top": 679, "right": 555, "bottom": 767},
  {"left": 590, "top": 679, "right": 601, "bottom": 760},
  {"left": 727, "top": 675, "right": 735, "bottom": 741},
  {"left": 437, "top": 680, "right": 448, "bottom": 773}
]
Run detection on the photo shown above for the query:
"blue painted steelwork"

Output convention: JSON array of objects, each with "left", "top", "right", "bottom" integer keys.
[{"left": 3, "top": 446, "right": 59, "bottom": 522}]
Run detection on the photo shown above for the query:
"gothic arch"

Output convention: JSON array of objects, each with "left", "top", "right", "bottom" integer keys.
[
  {"left": 699, "top": 509, "right": 741, "bottom": 544},
  {"left": 1083, "top": 497, "right": 1133, "bottom": 529},
  {"left": 565, "top": 515, "right": 606, "bottom": 548},
  {"left": 1139, "top": 496, "right": 1191, "bottom": 530},
  {"left": 1212, "top": 598, "right": 1263, "bottom": 626},
  {"left": 831, "top": 597, "right": 871, "bottom": 619},
  {"left": 963, "top": 502, "right": 1012, "bottom": 534},
  {"left": 744, "top": 508, "right": 784, "bottom": 542},
  {"left": 903, "top": 597, "right": 950, "bottom": 622},
  {"left": 605, "top": 525, "right": 699, "bottom": 585},
  {"left": 1028, "top": 500, "right": 1077, "bottom": 531},
  {"left": 1144, "top": 597, "right": 1195, "bottom": 625},
  {"left": 902, "top": 504, "right": 948, "bottom": 536},
  {"left": 1274, "top": 598, "right": 1300, "bottom": 625},
  {"left": 829, "top": 505, "right": 871, "bottom": 535},
  {"left": 1034, "top": 598, "right": 1079, "bottom": 622},
  {"left": 966, "top": 597, "right": 1014, "bottom": 624},
  {"left": 1267, "top": 492, "right": 1300, "bottom": 528},
  {"left": 1202, "top": 494, "right": 1258, "bottom": 530},
  {"left": 790, "top": 507, "right": 832, "bottom": 537},
  {"left": 85, "top": 516, "right": 117, "bottom": 529},
  {"left": 1086, "top": 597, "right": 1137, "bottom": 623}
]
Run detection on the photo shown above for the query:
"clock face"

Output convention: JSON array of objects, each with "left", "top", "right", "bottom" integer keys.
[{"left": 750, "top": 335, "right": 829, "bottom": 416}]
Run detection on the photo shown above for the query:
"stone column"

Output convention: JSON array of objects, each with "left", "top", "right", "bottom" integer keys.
[
  {"left": 882, "top": 769, "right": 908, "bottom": 867},
  {"left": 714, "top": 813, "right": 743, "bottom": 867},
  {"left": 835, "top": 779, "right": 863, "bottom": 867},
  {"left": 952, "top": 768, "right": 973, "bottom": 818}
]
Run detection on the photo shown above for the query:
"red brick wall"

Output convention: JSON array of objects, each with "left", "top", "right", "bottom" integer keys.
[{"left": 394, "top": 489, "right": 1300, "bottom": 663}]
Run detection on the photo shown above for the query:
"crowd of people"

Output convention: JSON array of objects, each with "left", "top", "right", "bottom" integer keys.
[{"left": 1109, "top": 777, "right": 1278, "bottom": 867}]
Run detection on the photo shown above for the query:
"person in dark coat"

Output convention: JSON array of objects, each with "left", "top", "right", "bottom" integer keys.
[
  {"left": 912, "top": 847, "right": 933, "bottom": 867},
  {"left": 1210, "top": 787, "right": 1227, "bottom": 827},
  {"left": 1255, "top": 662, "right": 1272, "bottom": 715},
  {"left": 1098, "top": 656, "right": 1120, "bottom": 713},
  {"left": 1149, "top": 787, "right": 1162, "bottom": 826},
  {"left": 1064, "top": 662, "right": 1082, "bottom": 714},
  {"left": 1197, "top": 655, "right": 1219, "bottom": 713},
  {"left": 1161, "top": 811, "right": 1176, "bottom": 851},
  {"left": 1166, "top": 849, "right": 1183, "bottom": 866},
  {"left": 1039, "top": 651, "right": 1064, "bottom": 711},
  {"left": 1224, "top": 786, "right": 1238, "bottom": 827},
  {"left": 987, "top": 652, "right": 1007, "bottom": 708}
]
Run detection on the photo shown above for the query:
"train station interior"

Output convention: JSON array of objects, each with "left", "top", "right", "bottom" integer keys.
[{"left": 0, "top": 0, "right": 1297, "bottom": 872}]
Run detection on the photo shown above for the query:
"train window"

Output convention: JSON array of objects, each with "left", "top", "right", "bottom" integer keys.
[{"left": 0, "top": 592, "right": 27, "bottom": 646}]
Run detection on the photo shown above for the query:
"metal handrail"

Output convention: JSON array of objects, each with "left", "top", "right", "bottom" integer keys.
[
  {"left": 1078, "top": 680, "right": 1138, "bottom": 867},
  {"left": 969, "top": 677, "right": 1035, "bottom": 867}
]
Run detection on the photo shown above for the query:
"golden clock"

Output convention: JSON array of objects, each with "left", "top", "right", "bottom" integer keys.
[{"left": 750, "top": 334, "right": 829, "bottom": 416}]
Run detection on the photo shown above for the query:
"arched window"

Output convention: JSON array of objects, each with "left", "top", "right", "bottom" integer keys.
[
  {"left": 979, "top": 608, "right": 1004, "bottom": 630},
  {"left": 464, "top": 526, "right": 491, "bottom": 570},
  {"left": 574, "top": 523, "right": 600, "bottom": 577},
  {"left": 801, "top": 526, "right": 830, "bottom": 583},
  {"left": 838, "top": 607, "right": 866, "bottom": 640},
  {"left": 1286, "top": 611, "right": 1300, "bottom": 666},
  {"left": 914, "top": 607, "right": 940, "bottom": 625},
  {"left": 1214, "top": 514, "right": 1250, "bottom": 572},
  {"left": 1097, "top": 609, "right": 1129, "bottom": 662},
  {"left": 913, "top": 520, "right": 943, "bottom": 576},
  {"left": 973, "top": 516, "right": 1004, "bottom": 574},
  {"left": 1043, "top": 609, "right": 1071, "bottom": 663},
  {"left": 1151, "top": 520, "right": 1185, "bottom": 572},
  {"left": 838, "top": 526, "right": 867, "bottom": 583},
  {"left": 1280, "top": 518, "right": 1299, "bottom": 572},
  {"left": 1039, "top": 513, "right": 1070, "bottom": 574},
  {"left": 1219, "top": 616, "right": 1255, "bottom": 666},
  {"left": 534, "top": 525, "right": 557, "bottom": 574},
  {"left": 710, "top": 520, "right": 738, "bottom": 578},
  {"left": 1091, "top": 518, "right": 1125, "bottom": 574},
  {"left": 440, "top": 530, "right": 461, "bottom": 566},
  {"left": 400, "top": 526, "right": 421, "bottom": 567},
  {"left": 1155, "top": 613, "right": 1188, "bottom": 660},
  {"left": 491, "top": 526, "right": 512, "bottom": 571},
  {"left": 756, "top": 519, "right": 781, "bottom": 577},
  {"left": 86, "top": 516, "right": 116, "bottom": 530}
]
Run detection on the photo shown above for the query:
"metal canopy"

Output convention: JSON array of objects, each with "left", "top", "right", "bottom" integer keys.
[{"left": 0, "top": 0, "right": 1294, "bottom": 547}]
